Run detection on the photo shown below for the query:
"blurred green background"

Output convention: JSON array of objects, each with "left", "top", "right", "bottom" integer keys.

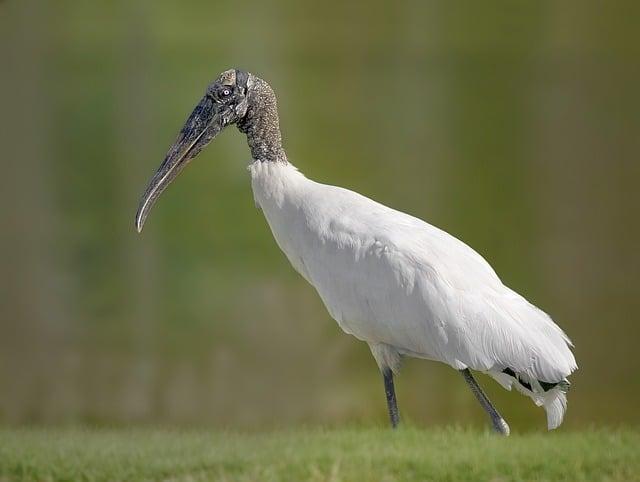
[{"left": 1, "top": 0, "right": 638, "bottom": 430}]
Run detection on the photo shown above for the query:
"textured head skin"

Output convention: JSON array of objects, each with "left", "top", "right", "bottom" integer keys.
[
  {"left": 201, "top": 69, "right": 253, "bottom": 127},
  {"left": 202, "top": 69, "right": 286, "bottom": 162},
  {"left": 209, "top": 69, "right": 286, "bottom": 163},
  {"left": 218, "top": 68, "right": 237, "bottom": 85},
  {"left": 135, "top": 68, "right": 286, "bottom": 231}
]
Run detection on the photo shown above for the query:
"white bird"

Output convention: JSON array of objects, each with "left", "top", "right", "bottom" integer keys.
[{"left": 135, "top": 69, "right": 578, "bottom": 434}]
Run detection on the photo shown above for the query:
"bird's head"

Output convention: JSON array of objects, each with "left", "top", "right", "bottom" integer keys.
[{"left": 135, "top": 68, "right": 257, "bottom": 233}]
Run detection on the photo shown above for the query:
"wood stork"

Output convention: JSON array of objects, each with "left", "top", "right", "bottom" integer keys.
[{"left": 135, "top": 69, "right": 577, "bottom": 434}]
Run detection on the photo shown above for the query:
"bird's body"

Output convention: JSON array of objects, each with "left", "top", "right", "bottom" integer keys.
[
  {"left": 250, "top": 159, "right": 575, "bottom": 430},
  {"left": 136, "top": 69, "right": 577, "bottom": 433}
]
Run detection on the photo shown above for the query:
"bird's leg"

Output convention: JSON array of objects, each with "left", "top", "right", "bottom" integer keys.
[
  {"left": 461, "top": 369, "right": 510, "bottom": 436},
  {"left": 383, "top": 367, "right": 400, "bottom": 429}
]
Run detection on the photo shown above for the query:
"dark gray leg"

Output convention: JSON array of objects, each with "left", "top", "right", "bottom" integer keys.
[
  {"left": 461, "top": 369, "right": 510, "bottom": 435},
  {"left": 383, "top": 368, "right": 400, "bottom": 428}
]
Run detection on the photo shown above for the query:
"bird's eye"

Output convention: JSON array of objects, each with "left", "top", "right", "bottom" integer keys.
[{"left": 221, "top": 88, "right": 232, "bottom": 97}]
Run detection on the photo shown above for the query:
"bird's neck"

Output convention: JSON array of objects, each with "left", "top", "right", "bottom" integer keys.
[{"left": 237, "top": 78, "right": 287, "bottom": 163}]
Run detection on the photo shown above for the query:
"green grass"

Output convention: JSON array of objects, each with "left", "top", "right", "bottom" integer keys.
[{"left": 0, "top": 427, "right": 638, "bottom": 482}]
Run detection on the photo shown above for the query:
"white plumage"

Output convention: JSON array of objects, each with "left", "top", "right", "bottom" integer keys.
[{"left": 250, "top": 160, "right": 577, "bottom": 429}]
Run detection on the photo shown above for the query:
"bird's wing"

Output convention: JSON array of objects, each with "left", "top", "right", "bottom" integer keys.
[{"left": 302, "top": 184, "right": 576, "bottom": 383}]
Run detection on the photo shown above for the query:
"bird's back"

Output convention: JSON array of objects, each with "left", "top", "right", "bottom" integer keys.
[{"left": 249, "top": 161, "right": 577, "bottom": 386}]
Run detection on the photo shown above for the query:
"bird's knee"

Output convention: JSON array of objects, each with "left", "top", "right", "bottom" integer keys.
[{"left": 369, "top": 343, "right": 402, "bottom": 374}]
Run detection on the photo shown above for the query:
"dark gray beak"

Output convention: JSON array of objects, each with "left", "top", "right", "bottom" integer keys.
[{"left": 135, "top": 95, "right": 223, "bottom": 232}]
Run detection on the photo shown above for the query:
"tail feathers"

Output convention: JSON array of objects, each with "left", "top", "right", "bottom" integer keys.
[
  {"left": 544, "top": 389, "right": 568, "bottom": 430},
  {"left": 488, "top": 370, "right": 571, "bottom": 430}
]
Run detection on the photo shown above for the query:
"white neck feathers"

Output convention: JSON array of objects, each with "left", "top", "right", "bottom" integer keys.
[{"left": 248, "top": 160, "right": 307, "bottom": 209}]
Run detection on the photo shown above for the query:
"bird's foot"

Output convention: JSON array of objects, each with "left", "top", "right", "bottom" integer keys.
[{"left": 492, "top": 417, "right": 510, "bottom": 436}]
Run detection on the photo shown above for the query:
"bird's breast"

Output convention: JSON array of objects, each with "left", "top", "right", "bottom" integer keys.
[
  {"left": 248, "top": 162, "right": 437, "bottom": 351},
  {"left": 249, "top": 161, "right": 317, "bottom": 283}
]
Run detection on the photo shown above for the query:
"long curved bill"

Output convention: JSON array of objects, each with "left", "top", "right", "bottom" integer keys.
[{"left": 135, "top": 95, "right": 223, "bottom": 232}]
